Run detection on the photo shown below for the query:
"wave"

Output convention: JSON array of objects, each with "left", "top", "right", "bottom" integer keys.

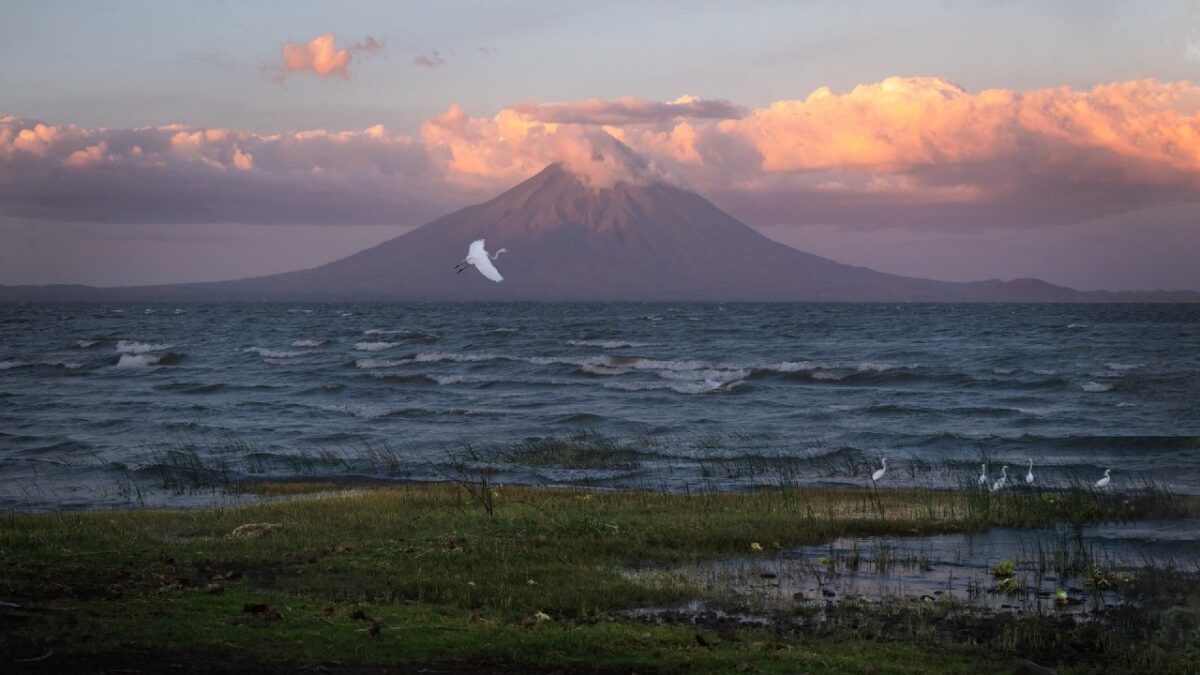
[
  {"left": 601, "top": 378, "right": 743, "bottom": 395},
  {"left": 116, "top": 340, "right": 172, "bottom": 354},
  {"left": 362, "top": 329, "right": 440, "bottom": 342},
  {"left": 1106, "top": 362, "right": 1143, "bottom": 371},
  {"left": 354, "top": 341, "right": 401, "bottom": 352},
  {"left": 292, "top": 338, "right": 330, "bottom": 347},
  {"left": 240, "top": 346, "right": 304, "bottom": 358},
  {"left": 1, "top": 359, "right": 86, "bottom": 371},
  {"left": 492, "top": 327, "right": 519, "bottom": 333},
  {"left": 76, "top": 339, "right": 104, "bottom": 348},
  {"left": 567, "top": 339, "right": 650, "bottom": 349},
  {"left": 856, "top": 362, "right": 902, "bottom": 372},
  {"left": 110, "top": 351, "right": 185, "bottom": 368},
  {"left": 154, "top": 382, "right": 230, "bottom": 394},
  {"left": 1082, "top": 381, "right": 1113, "bottom": 392},
  {"left": 354, "top": 358, "right": 407, "bottom": 369},
  {"left": 431, "top": 374, "right": 466, "bottom": 385}
]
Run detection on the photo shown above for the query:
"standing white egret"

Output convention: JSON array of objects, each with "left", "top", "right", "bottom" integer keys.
[
  {"left": 1025, "top": 459, "right": 1035, "bottom": 486},
  {"left": 991, "top": 465, "right": 1008, "bottom": 492},
  {"left": 978, "top": 463, "right": 988, "bottom": 487},
  {"left": 1095, "top": 468, "right": 1112, "bottom": 489},
  {"left": 454, "top": 239, "right": 506, "bottom": 282},
  {"left": 871, "top": 458, "right": 888, "bottom": 482}
]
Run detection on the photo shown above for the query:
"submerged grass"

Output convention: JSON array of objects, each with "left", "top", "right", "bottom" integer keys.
[{"left": 2, "top": 483, "right": 1199, "bottom": 673}]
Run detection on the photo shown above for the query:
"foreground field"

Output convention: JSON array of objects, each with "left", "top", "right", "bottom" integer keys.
[{"left": 2, "top": 483, "right": 1199, "bottom": 674}]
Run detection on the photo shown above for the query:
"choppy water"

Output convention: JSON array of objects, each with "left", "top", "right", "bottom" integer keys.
[{"left": 1, "top": 303, "right": 1197, "bottom": 509}]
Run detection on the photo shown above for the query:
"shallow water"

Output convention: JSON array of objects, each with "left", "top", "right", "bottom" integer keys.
[
  {"left": 1, "top": 302, "right": 1197, "bottom": 509},
  {"left": 629, "top": 520, "right": 1200, "bottom": 615}
]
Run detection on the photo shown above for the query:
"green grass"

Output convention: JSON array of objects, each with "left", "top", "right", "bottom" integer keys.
[{"left": 2, "top": 483, "right": 1198, "bottom": 673}]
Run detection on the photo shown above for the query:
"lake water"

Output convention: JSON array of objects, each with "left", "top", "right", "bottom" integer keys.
[{"left": 1, "top": 302, "right": 1197, "bottom": 509}]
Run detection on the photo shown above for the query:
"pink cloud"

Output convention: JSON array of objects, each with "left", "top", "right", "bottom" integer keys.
[
  {"left": 3, "top": 78, "right": 1200, "bottom": 229},
  {"left": 275, "top": 33, "right": 383, "bottom": 81}
]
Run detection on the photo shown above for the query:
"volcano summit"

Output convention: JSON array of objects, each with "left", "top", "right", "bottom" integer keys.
[{"left": 3, "top": 164, "right": 1195, "bottom": 302}]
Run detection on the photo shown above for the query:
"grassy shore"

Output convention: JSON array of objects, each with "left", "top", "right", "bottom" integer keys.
[{"left": 3, "top": 483, "right": 1199, "bottom": 674}]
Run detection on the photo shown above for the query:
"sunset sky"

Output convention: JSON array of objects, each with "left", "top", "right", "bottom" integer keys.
[{"left": 3, "top": 0, "right": 1200, "bottom": 290}]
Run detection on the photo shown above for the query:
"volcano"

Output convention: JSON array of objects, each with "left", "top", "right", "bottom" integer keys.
[{"left": 3, "top": 164, "right": 1196, "bottom": 302}]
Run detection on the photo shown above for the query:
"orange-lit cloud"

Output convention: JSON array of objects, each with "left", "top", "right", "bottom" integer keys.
[
  {"left": 3, "top": 78, "right": 1199, "bottom": 228},
  {"left": 275, "top": 33, "right": 383, "bottom": 81}
]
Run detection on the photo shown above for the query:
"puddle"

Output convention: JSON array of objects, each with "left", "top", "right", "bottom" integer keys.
[{"left": 627, "top": 520, "right": 1200, "bottom": 618}]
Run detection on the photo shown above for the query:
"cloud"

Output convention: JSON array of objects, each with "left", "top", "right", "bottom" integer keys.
[
  {"left": 3, "top": 78, "right": 1200, "bottom": 229},
  {"left": 419, "top": 104, "right": 652, "bottom": 189},
  {"left": 275, "top": 33, "right": 383, "bottom": 81},
  {"left": 412, "top": 49, "right": 446, "bottom": 69}
]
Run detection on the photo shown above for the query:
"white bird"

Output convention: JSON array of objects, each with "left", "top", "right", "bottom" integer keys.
[
  {"left": 454, "top": 239, "right": 506, "bottom": 282},
  {"left": 703, "top": 377, "right": 722, "bottom": 391},
  {"left": 871, "top": 457, "right": 888, "bottom": 482},
  {"left": 1095, "top": 468, "right": 1112, "bottom": 489},
  {"left": 978, "top": 463, "right": 988, "bottom": 487},
  {"left": 991, "top": 465, "right": 1008, "bottom": 492},
  {"left": 1025, "top": 459, "right": 1035, "bottom": 485}
]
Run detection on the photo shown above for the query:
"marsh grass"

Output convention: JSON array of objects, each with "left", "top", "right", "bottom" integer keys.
[{"left": 3, "top": 483, "right": 1199, "bottom": 672}]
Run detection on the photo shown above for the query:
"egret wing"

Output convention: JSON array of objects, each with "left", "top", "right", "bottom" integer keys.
[
  {"left": 473, "top": 255, "right": 504, "bottom": 283},
  {"left": 468, "top": 239, "right": 487, "bottom": 259}
]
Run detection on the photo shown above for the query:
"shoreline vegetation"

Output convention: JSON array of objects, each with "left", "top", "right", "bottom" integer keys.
[{"left": 4, "top": 473, "right": 1200, "bottom": 673}]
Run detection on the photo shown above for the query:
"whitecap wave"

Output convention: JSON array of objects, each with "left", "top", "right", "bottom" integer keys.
[
  {"left": 354, "top": 341, "right": 401, "bottom": 352},
  {"left": 355, "top": 358, "right": 405, "bottom": 369},
  {"left": 115, "top": 353, "right": 164, "bottom": 368},
  {"left": 811, "top": 371, "right": 845, "bottom": 381},
  {"left": 431, "top": 374, "right": 466, "bottom": 385},
  {"left": 992, "top": 367, "right": 1016, "bottom": 375},
  {"left": 0, "top": 360, "right": 27, "bottom": 370},
  {"left": 1067, "top": 323, "right": 1087, "bottom": 329},
  {"left": 761, "top": 361, "right": 822, "bottom": 373},
  {"left": 291, "top": 339, "right": 329, "bottom": 348},
  {"left": 566, "top": 339, "right": 649, "bottom": 349},
  {"left": 413, "top": 351, "right": 506, "bottom": 364},
  {"left": 240, "top": 347, "right": 304, "bottom": 358},
  {"left": 76, "top": 339, "right": 101, "bottom": 348},
  {"left": 1106, "top": 362, "right": 1142, "bottom": 371},
  {"left": 1082, "top": 381, "right": 1113, "bottom": 392},
  {"left": 856, "top": 362, "right": 898, "bottom": 372},
  {"left": 116, "top": 340, "right": 172, "bottom": 354},
  {"left": 601, "top": 379, "right": 738, "bottom": 395},
  {"left": 491, "top": 327, "right": 519, "bottom": 333}
]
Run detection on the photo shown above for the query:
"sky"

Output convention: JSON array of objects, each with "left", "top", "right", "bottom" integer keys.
[{"left": 3, "top": 0, "right": 1200, "bottom": 290}]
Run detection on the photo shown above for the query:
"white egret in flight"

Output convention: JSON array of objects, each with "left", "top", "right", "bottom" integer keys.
[
  {"left": 991, "top": 465, "right": 1008, "bottom": 492},
  {"left": 1095, "top": 468, "right": 1112, "bottom": 489},
  {"left": 871, "top": 457, "right": 887, "bottom": 482},
  {"left": 455, "top": 239, "right": 506, "bottom": 282}
]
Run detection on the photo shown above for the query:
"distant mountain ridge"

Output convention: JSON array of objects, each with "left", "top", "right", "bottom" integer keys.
[{"left": 3, "top": 164, "right": 1197, "bottom": 302}]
